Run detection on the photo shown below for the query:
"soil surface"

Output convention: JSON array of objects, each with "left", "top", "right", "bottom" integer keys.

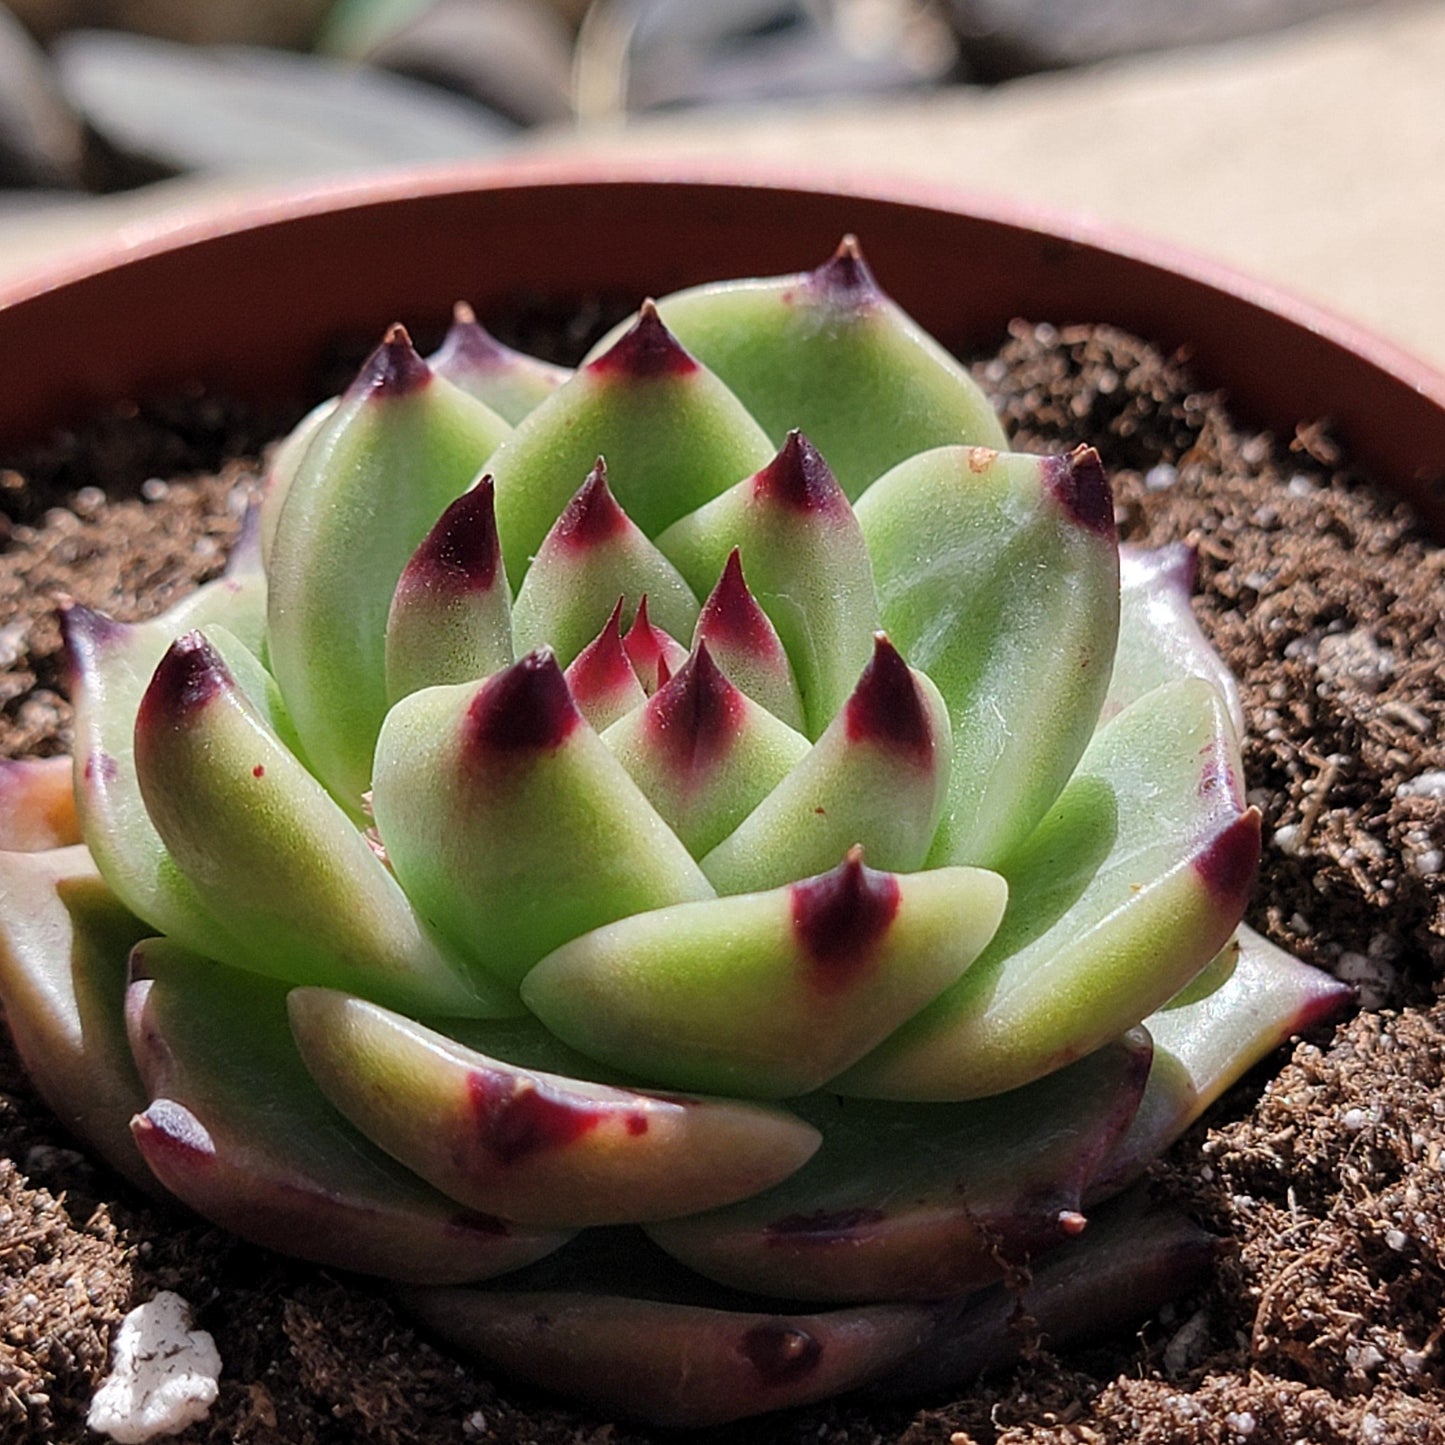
[{"left": 3, "top": 319, "right": 1445, "bottom": 1444}]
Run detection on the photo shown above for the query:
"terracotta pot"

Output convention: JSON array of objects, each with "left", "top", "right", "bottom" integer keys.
[{"left": 2, "top": 162, "right": 1443, "bottom": 530}]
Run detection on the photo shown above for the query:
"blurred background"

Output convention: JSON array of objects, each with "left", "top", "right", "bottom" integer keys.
[{"left": 0, "top": 0, "right": 1441, "bottom": 366}]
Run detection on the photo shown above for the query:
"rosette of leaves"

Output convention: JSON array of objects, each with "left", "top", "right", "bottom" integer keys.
[{"left": 0, "top": 240, "right": 1350, "bottom": 1427}]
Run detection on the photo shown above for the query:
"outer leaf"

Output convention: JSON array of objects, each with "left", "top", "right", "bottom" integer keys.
[
  {"left": 372, "top": 650, "right": 714, "bottom": 991},
  {"left": 487, "top": 303, "right": 774, "bottom": 590},
  {"left": 835, "top": 678, "right": 1259, "bottom": 1101},
  {"left": 647, "top": 1034, "right": 1149, "bottom": 1303},
  {"left": 127, "top": 940, "right": 567, "bottom": 1283},
  {"left": 288, "top": 988, "right": 821, "bottom": 1228},
  {"left": 0, "top": 845, "right": 152, "bottom": 1188},
  {"left": 266, "top": 328, "right": 512, "bottom": 806},
  {"left": 856, "top": 443, "right": 1119, "bottom": 869},
  {"left": 0, "top": 755, "right": 80, "bottom": 850},
  {"left": 1089, "top": 926, "right": 1352, "bottom": 1200},
  {"left": 522, "top": 850, "right": 1006, "bottom": 1098},
  {"left": 632, "top": 236, "right": 1008, "bottom": 499},
  {"left": 135, "top": 631, "right": 509, "bottom": 1017}
]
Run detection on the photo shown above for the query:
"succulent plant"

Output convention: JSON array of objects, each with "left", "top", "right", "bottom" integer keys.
[{"left": 0, "top": 240, "right": 1351, "bottom": 1427}]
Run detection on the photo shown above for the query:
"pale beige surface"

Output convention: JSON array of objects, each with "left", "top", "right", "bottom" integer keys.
[{"left": 2, "top": 2, "right": 1443, "bottom": 370}]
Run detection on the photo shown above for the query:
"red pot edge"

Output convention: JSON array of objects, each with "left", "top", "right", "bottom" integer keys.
[{"left": 2, "top": 157, "right": 1442, "bottom": 528}]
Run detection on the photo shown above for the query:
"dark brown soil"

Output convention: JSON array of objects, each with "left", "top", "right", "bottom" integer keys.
[{"left": 4, "top": 321, "right": 1445, "bottom": 1444}]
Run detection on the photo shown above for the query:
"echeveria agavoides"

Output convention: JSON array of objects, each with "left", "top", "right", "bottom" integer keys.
[{"left": 0, "top": 240, "right": 1350, "bottom": 1428}]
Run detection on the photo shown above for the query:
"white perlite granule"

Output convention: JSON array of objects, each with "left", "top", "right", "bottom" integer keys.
[{"left": 87, "top": 1291, "right": 221, "bottom": 1443}]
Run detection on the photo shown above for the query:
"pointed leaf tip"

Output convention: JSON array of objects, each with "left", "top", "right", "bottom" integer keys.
[
  {"left": 753, "top": 431, "right": 848, "bottom": 516},
  {"left": 464, "top": 649, "right": 580, "bottom": 754},
  {"left": 699, "top": 550, "right": 776, "bottom": 652},
  {"left": 349, "top": 324, "right": 432, "bottom": 399},
  {"left": 809, "top": 234, "right": 880, "bottom": 302},
  {"left": 137, "top": 631, "right": 229, "bottom": 726},
  {"left": 624, "top": 596, "right": 687, "bottom": 693},
  {"left": 1047, "top": 445, "right": 1115, "bottom": 536},
  {"left": 431, "top": 301, "right": 507, "bottom": 369},
  {"left": 646, "top": 642, "right": 746, "bottom": 776},
  {"left": 555, "top": 459, "right": 630, "bottom": 551},
  {"left": 845, "top": 634, "right": 934, "bottom": 764},
  {"left": 132, "top": 1097, "right": 216, "bottom": 1166},
  {"left": 790, "top": 849, "right": 901, "bottom": 992},
  {"left": 406, "top": 478, "right": 502, "bottom": 592},
  {"left": 587, "top": 299, "right": 699, "bottom": 380},
  {"left": 1195, "top": 808, "right": 1262, "bottom": 903}
]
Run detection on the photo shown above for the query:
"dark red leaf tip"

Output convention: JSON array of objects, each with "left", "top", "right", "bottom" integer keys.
[
  {"left": 845, "top": 634, "right": 934, "bottom": 764},
  {"left": 808, "top": 234, "right": 881, "bottom": 304},
  {"left": 587, "top": 299, "right": 699, "bottom": 380},
  {"left": 429, "top": 300, "right": 511, "bottom": 375},
  {"left": 697, "top": 549, "right": 784, "bottom": 659},
  {"left": 1046, "top": 445, "right": 1115, "bottom": 536},
  {"left": 349, "top": 323, "right": 433, "bottom": 399},
  {"left": 1193, "top": 808, "right": 1262, "bottom": 904},
  {"left": 58, "top": 601, "right": 127, "bottom": 688},
  {"left": 740, "top": 1323, "right": 823, "bottom": 1386},
  {"left": 753, "top": 431, "right": 847, "bottom": 516},
  {"left": 401, "top": 478, "right": 502, "bottom": 593},
  {"left": 464, "top": 649, "right": 580, "bottom": 754},
  {"left": 466, "top": 1070, "right": 606, "bottom": 1166},
  {"left": 790, "top": 847, "right": 901, "bottom": 992},
  {"left": 645, "top": 641, "right": 746, "bottom": 778},
  {"left": 138, "top": 631, "right": 231, "bottom": 730},
  {"left": 554, "top": 459, "right": 631, "bottom": 552},
  {"left": 566, "top": 597, "right": 639, "bottom": 701},
  {"left": 623, "top": 596, "right": 685, "bottom": 693}
]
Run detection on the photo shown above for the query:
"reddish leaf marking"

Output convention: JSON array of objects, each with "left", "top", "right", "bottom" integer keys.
[
  {"left": 1045, "top": 445, "right": 1114, "bottom": 537},
  {"left": 624, "top": 597, "right": 685, "bottom": 694},
  {"left": 132, "top": 1099, "right": 216, "bottom": 1165},
  {"left": 399, "top": 478, "right": 502, "bottom": 593},
  {"left": 83, "top": 750, "right": 119, "bottom": 784},
  {"left": 740, "top": 1323, "right": 823, "bottom": 1385},
  {"left": 1193, "top": 809, "right": 1262, "bottom": 904},
  {"left": 552, "top": 460, "right": 631, "bottom": 552},
  {"left": 766, "top": 1206, "right": 887, "bottom": 1240},
  {"left": 566, "top": 598, "right": 640, "bottom": 708},
  {"left": 790, "top": 848, "right": 900, "bottom": 993},
  {"left": 696, "top": 549, "right": 786, "bottom": 662},
  {"left": 252, "top": 765, "right": 265, "bottom": 778},
  {"left": 752, "top": 431, "right": 848, "bottom": 517},
  {"left": 586, "top": 300, "right": 699, "bottom": 380},
  {"left": 844, "top": 634, "right": 934, "bottom": 765},
  {"left": 644, "top": 643, "right": 745, "bottom": 779},
  {"left": 430, "top": 301, "right": 510, "bottom": 374},
  {"left": 349, "top": 323, "right": 432, "bottom": 399},
  {"left": 466, "top": 1070, "right": 613, "bottom": 1166},
  {"left": 808, "top": 234, "right": 880, "bottom": 305},
  {"left": 138, "top": 632, "right": 230, "bottom": 727},
  {"left": 464, "top": 650, "right": 579, "bottom": 754}
]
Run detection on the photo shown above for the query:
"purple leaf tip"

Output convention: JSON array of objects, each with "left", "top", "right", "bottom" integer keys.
[
  {"left": 138, "top": 631, "right": 230, "bottom": 729},
  {"left": 1046, "top": 445, "right": 1115, "bottom": 536},
  {"left": 624, "top": 596, "right": 685, "bottom": 693},
  {"left": 752, "top": 431, "right": 847, "bottom": 517},
  {"left": 790, "top": 848, "right": 901, "bottom": 993},
  {"left": 554, "top": 460, "right": 631, "bottom": 552},
  {"left": 697, "top": 549, "right": 783, "bottom": 659},
  {"left": 429, "top": 301, "right": 510, "bottom": 374},
  {"left": 809, "top": 234, "right": 880, "bottom": 303},
  {"left": 646, "top": 642, "right": 745, "bottom": 777},
  {"left": 349, "top": 323, "right": 432, "bottom": 399},
  {"left": 58, "top": 600, "right": 128, "bottom": 683},
  {"left": 402, "top": 478, "right": 502, "bottom": 593},
  {"left": 465, "top": 649, "right": 580, "bottom": 754},
  {"left": 566, "top": 598, "right": 639, "bottom": 700},
  {"left": 1194, "top": 808, "right": 1262, "bottom": 905},
  {"left": 845, "top": 634, "right": 934, "bottom": 765},
  {"left": 587, "top": 299, "right": 699, "bottom": 380},
  {"left": 132, "top": 1098, "right": 216, "bottom": 1166}
]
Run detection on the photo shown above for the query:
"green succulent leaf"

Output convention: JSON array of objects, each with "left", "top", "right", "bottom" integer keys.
[
  {"left": 647, "top": 1032, "right": 1149, "bottom": 1303},
  {"left": 134, "top": 631, "right": 506, "bottom": 1017},
  {"left": 487, "top": 302, "right": 774, "bottom": 592},
  {"left": 288, "top": 987, "right": 821, "bottom": 1228},
  {"left": 522, "top": 850, "right": 1007, "bottom": 1098},
  {"left": 127, "top": 939, "right": 567, "bottom": 1283},
  {"left": 372, "top": 650, "right": 714, "bottom": 992},
  {"left": 428, "top": 301, "right": 571, "bottom": 424},
  {"left": 0, "top": 845, "right": 153, "bottom": 1188},
  {"left": 835, "top": 677, "right": 1259, "bottom": 1100},
  {"left": 856, "top": 443, "right": 1119, "bottom": 869},
  {"left": 633, "top": 236, "right": 1008, "bottom": 500},
  {"left": 267, "top": 327, "right": 512, "bottom": 807},
  {"left": 658, "top": 431, "right": 881, "bottom": 736}
]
